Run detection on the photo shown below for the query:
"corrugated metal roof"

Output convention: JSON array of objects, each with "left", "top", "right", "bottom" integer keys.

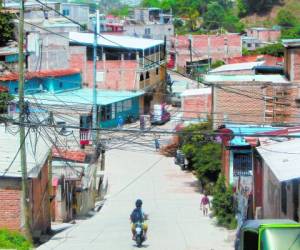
[
  {"left": 25, "top": 88, "right": 144, "bottom": 106},
  {"left": 0, "top": 68, "right": 81, "bottom": 81},
  {"left": 0, "top": 125, "right": 50, "bottom": 178},
  {"left": 257, "top": 139, "right": 300, "bottom": 182},
  {"left": 209, "top": 61, "right": 264, "bottom": 73},
  {"left": 226, "top": 124, "right": 282, "bottom": 146},
  {"left": 282, "top": 39, "right": 300, "bottom": 47},
  {"left": 69, "top": 32, "right": 164, "bottom": 50},
  {"left": 204, "top": 74, "right": 288, "bottom": 83}
]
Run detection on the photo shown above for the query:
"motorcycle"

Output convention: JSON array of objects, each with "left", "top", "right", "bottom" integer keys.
[{"left": 134, "top": 222, "right": 145, "bottom": 247}]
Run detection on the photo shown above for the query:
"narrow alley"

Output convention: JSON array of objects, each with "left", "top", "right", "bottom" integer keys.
[{"left": 38, "top": 137, "right": 234, "bottom": 250}]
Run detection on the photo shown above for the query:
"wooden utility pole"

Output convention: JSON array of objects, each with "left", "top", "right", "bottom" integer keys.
[{"left": 18, "top": 0, "right": 32, "bottom": 241}]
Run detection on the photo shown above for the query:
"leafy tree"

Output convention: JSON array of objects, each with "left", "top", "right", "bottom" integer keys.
[
  {"left": 276, "top": 9, "right": 297, "bottom": 28},
  {"left": 223, "top": 11, "right": 245, "bottom": 33},
  {"left": 203, "top": 2, "right": 225, "bottom": 30},
  {"left": 256, "top": 43, "right": 284, "bottom": 57},
  {"left": 0, "top": 11, "right": 14, "bottom": 47},
  {"left": 237, "top": 0, "right": 280, "bottom": 15},
  {"left": 193, "top": 142, "right": 222, "bottom": 192},
  {"left": 141, "top": 0, "right": 160, "bottom": 8},
  {"left": 212, "top": 174, "right": 237, "bottom": 229},
  {"left": 281, "top": 25, "right": 300, "bottom": 39},
  {"left": 0, "top": 91, "right": 13, "bottom": 114},
  {"left": 110, "top": 5, "right": 131, "bottom": 17}
]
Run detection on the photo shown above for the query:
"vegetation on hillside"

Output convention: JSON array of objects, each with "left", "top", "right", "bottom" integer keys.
[
  {"left": 0, "top": 92, "right": 14, "bottom": 114},
  {"left": 0, "top": 229, "right": 32, "bottom": 250}
]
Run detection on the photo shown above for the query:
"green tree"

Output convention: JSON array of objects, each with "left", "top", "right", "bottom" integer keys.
[
  {"left": 203, "top": 2, "right": 225, "bottom": 30},
  {"left": 193, "top": 142, "right": 222, "bottom": 192},
  {"left": 223, "top": 11, "right": 245, "bottom": 33},
  {"left": 0, "top": 11, "right": 14, "bottom": 47},
  {"left": 141, "top": 0, "right": 161, "bottom": 8},
  {"left": 212, "top": 175, "right": 237, "bottom": 229},
  {"left": 211, "top": 60, "right": 225, "bottom": 69},
  {"left": 256, "top": 43, "right": 284, "bottom": 57},
  {"left": 276, "top": 9, "right": 297, "bottom": 28},
  {"left": 281, "top": 25, "right": 300, "bottom": 39},
  {"left": 0, "top": 91, "right": 13, "bottom": 114}
]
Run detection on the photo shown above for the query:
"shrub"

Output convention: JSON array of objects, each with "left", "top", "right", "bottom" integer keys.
[
  {"left": 212, "top": 175, "right": 237, "bottom": 229},
  {"left": 276, "top": 9, "right": 297, "bottom": 28},
  {"left": 211, "top": 60, "right": 225, "bottom": 69},
  {"left": 0, "top": 229, "right": 31, "bottom": 250}
]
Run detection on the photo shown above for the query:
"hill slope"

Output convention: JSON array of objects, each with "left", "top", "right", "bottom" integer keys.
[{"left": 242, "top": 0, "right": 300, "bottom": 27}]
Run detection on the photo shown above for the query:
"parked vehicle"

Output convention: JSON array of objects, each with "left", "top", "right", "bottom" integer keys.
[
  {"left": 174, "top": 150, "right": 187, "bottom": 170},
  {"left": 235, "top": 219, "right": 300, "bottom": 250},
  {"left": 151, "top": 104, "right": 170, "bottom": 125},
  {"left": 134, "top": 222, "right": 145, "bottom": 247}
]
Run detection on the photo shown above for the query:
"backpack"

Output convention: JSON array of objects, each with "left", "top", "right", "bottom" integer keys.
[{"left": 131, "top": 208, "right": 143, "bottom": 223}]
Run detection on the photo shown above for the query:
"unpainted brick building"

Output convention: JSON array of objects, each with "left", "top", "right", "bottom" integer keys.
[{"left": 0, "top": 125, "right": 51, "bottom": 236}]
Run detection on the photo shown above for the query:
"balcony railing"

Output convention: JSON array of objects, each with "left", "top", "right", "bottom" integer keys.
[{"left": 80, "top": 130, "right": 91, "bottom": 145}]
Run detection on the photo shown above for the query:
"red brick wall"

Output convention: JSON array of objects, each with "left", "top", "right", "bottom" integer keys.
[
  {"left": 182, "top": 94, "right": 212, "bottom": 119},
  {"left": 171, "top": 34, "right": 242, "bottom": 69},
  {"left": 213, "top": 83, "right": 300, "bottom": 126},
  {"left": 293, "top": 49, "right": 300, "bottom": 81},
  {"left": 246, "top": 29, "right": 281, "bottom": 42},
  {"left": 0, "top": 183, "right": 21, "bottom": 230}
]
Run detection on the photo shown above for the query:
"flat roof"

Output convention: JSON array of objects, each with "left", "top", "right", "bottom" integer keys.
[
  {"left": 204, "top": 74, "right": 288, "bottom": 84},
  {"left": 181, "top": 88, "right": 211, "bottom": 97},
  {"left": 282, "top": 39, "right": 300, "bottom": 48},
  {"left": 69, "top": 32, "right": 164, "bottom": 50},
  {"left": 0, "top": 125, "right": 50, "bottom": 178},
  {"left": 209, "top": 61, "right": 264, "bottom": 73},
  {"left": 257, "top": 139, "right": 300, "bottom": 182},
  {"left": 25, "top": 88, "right": 144, "bottom": 107}
]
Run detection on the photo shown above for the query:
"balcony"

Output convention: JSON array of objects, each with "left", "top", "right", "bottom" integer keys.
[{"left": 80, "top": 130, "right": 92, "bottom": 146}]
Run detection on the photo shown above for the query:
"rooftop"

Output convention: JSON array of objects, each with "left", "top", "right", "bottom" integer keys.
[
  {"left": 209, "top": 61, "right": 264, "bottom": 73},
  {"left": 25, "top": 88, "right": 144, "bottom": 107},
  {"left": 203, "top": 74, "right": 288, "bottom": 84},
  {"left": 257, "top": 139, "right": 300, "bottom": 182},
  {"left": 0, "top": 68, "right": 81, "bottom": 81},
  {"left": 69, "top": 32, "right": 164, "bottom": 50},
  {"left": 181, "top": 88, "right": 211, "bottom": 97},
  {"left": 225, "top": 124, "right": 283, "bottom": 146},
  {"left": 282, "top": 39, "right": 300, "bottom": 48},
  {"left": 0, "top": 125, "right": 50, "bottom": 178}
]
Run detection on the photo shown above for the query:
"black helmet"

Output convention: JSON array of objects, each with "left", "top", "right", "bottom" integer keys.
[{"left": 135, "top": 199, "right": 143, "bottom": 208}]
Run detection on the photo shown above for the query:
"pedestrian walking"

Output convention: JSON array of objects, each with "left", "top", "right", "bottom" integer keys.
[
  {"left": 154, "top": 134, "right": 160, "bottom": 151},
  {"left": 117, "top": 115, "right": 124, "bottom": 129},
  {"left": 200, "top": 193, "right": 210, "bottom": 216}
]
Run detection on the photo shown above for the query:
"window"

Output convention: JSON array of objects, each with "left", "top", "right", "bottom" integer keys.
[
  {"left": 145, "top": 28, "right": 151, "bottom": 35},
  {"left": 111, "top": 103, "right": 115, "bottom": 119},
  {"left": 116, "top": 102, "right": 123, "bottom": 113},
  {"left": 62, "top": 9, "right": 70, "bottom": 16},
  {"left": 123, "top": 100, "right": 132, "bottom": 111},
  {"left": 145, "top": 71, "right": 150, "bottom": 79},
  {"left": 59, "top": 82, "right": 63, "bottom": 88},
  {"left": 14, "top": 87, "right": 18, "bottom": 93},
  {"left": 156, "top": 68, "right": 159, "bottom": 75},
  {"left": 233, "top": 153, "right": 252, "bottom": 176},
  {"left": 140, "top": 74, "right": 144, "bottom": 81},
  {"left": 100, "top": 105, "right": 112, "bottom": 121}
]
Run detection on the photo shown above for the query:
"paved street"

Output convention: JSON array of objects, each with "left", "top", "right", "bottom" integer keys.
[{"left": 38, "top": 136, "right": 234, "bottom": 250}]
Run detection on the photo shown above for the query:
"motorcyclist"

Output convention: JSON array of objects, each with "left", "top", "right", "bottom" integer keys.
[{"left": 130, "top": 199, "right": 148, "bottom": 240}]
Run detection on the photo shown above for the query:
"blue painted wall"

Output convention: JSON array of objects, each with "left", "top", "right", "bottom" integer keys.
[
  {"left": 0, "top": 73, "right": 81, "bottom": 95},
  {"left": 100, "top": 97, "right": 140, "bottom": 128}
]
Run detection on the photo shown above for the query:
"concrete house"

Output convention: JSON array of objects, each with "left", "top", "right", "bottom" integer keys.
[
  {"left": 0, "top": 125, "right": 51, "bottom": 236},
  {"left": 255, "top": 138, "right": 300, "bottom": 222},
  {"left": 69, "top": 32, "right": 167, "bottom": 113}
]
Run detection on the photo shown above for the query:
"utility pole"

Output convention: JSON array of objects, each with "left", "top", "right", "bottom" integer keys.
[
  {"left": 92, "top": 15, "right": 98, "bottom": 146},
  {"left": 18, "top": 0, "right": 32, "bottom": 241},
  {"left": 188, "top": 35, "right": 193, "bottom": 63}
]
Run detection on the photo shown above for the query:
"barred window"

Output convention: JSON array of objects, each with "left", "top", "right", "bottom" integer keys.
[{"left": 233, "top": 153, "right": 252, "bottom": 176}]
